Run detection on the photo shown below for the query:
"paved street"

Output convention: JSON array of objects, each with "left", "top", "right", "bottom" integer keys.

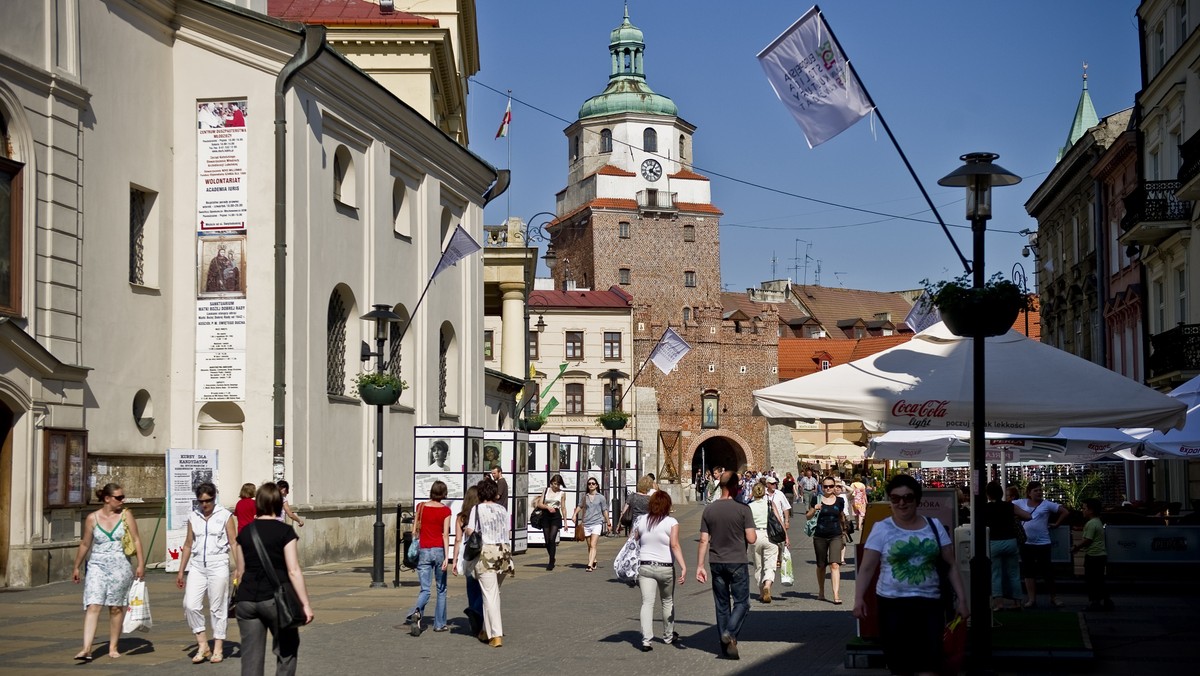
[{"left": 1, "top": 502, "right": 1196, "bottom": 675}]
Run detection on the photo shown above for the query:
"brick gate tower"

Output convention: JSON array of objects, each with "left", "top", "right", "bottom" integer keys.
[{"left": 546, "top": 8, "right": 781, "bottom": 479}]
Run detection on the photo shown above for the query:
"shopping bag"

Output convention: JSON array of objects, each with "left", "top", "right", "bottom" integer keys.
[
  {"left": 942, "top": 615, "right": 967, "bottom": 674},
  {"left": 122, "top": 579, "right": 152, "bottom": 633},
  {"left": 780, "top": 548, "right": 794, "bottom": 587},
  {"left": 612, "top": 537, "right": 641, "bottom": 587}
]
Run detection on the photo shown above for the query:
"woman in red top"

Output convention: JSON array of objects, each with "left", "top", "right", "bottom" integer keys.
[
  {"left": 404, "top": 480, "right": 452, "bottom": 635},
  {"left": 234, "top": 483, "right": 257, "bottom": 533}
]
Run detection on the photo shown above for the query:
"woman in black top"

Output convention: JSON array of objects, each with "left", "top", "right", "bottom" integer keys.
[
  {"left": 982, "top": 481, "right": 1031, "bottom": 610},
  {"left": 805, "top": 477, "right": 850, "bottom": 603},
  {"left": 233, "top": 483, "right": 313, "bottom": 676}
]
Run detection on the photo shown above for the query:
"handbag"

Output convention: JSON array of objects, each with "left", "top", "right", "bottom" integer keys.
[
  {"left": 612, "top": 533, "right": 641, "bottom": 586},
  {"left": 463, "top": 509, "right": 483, "bottom": 561},
  {"left": 619, "top": 504, "right": 633, "bottom": 529},
  {"left": 766, "top": 503, "right": 787, "bottom": 544},
  {"left": 530, "top": 490, "right": 548, "bottom": 530},
  {"left": 405, "top": 503, "right": 423, "bottom": 568},
  {"left": 780, "top": 548, "right": 794, "bottom": 586},
  {"left": 943, "top": 615, "right": 968, "bottom": 674},
  {"left": 121, "top": 579, "right": 152, "bottom": 633},
  {"left": 248, "top": 523, "right": 306, "bottom": 631},
  {"left": 927, "top": 517, "right": 956, "bottom": 616},
  {"left": 121, "top": 512, "right": 137, "bottom": 557},
  {"left": 574, "top": 522, "right": 585, "bottom": 541}
]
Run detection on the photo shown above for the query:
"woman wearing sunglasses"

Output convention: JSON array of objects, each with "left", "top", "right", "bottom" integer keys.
[
  {"left": 533, "top": 474, "right": 569, "bottom": 570},
  {"left": 72, "top": 483, "right": 145, "bottom": 661},
  {"left": 176, "top": 482, "right": 238, "bottom": 663},
  {"left": 853, "top": 474, "right": 968, "bottom": 676},
  {"left": 574, "top": 477, "right": 610, "bottom": 571},
  {"left": 804, "top": 476, "right": 850, "bottom": 603}
]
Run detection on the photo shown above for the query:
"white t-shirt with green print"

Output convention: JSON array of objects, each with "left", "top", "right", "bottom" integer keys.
[{"left": 863, "top": 516, "right": 948, "bottom": 599}]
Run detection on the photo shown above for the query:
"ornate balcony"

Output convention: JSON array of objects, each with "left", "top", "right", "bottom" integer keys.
[
  {"left": 1119, "top": 180, "right": 1192, "bottom": 247},
  {"left": 1147, "top": 323, "right": 1200, "bottom": 382}
]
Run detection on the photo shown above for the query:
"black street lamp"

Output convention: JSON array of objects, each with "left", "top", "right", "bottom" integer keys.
[
  {"left": 1012, "top": 262, "right": 1030, "bottom": 337},
  {"left": 601, "top": 368, "right": 627, "bottom": 529},
  {"left": 517, "top": 212, "right": 556, "bottom": 424},
  {"left": 938, "top": 152, "right": 1020, "bottom": 664},
  {"left": 360, "top": 303, "right": 402, "bottom": 588}
]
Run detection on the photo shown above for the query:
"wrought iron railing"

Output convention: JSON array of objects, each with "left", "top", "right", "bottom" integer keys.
[
  {"left": 1147, "top": 322, "right": 1200, "bottom": 376},
  {"left": 1121, "top": 180, "right": 1192, "bottom": 231}
]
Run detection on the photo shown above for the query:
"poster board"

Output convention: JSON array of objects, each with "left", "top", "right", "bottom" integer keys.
[
  {"left": 44, "top": 429, "right": 88, "bottom": 508},
  {"left": 414, "top": 426, "right": 484, "bottom": 554},
  {"left": 165, "top": 448, "right": 219, "bottom": 572},
  {"left": 484, "top": 430, "right": 529, "bottom": 554},
  {"left": 526, "top": 433, "right": 558, "bottom": 546}
]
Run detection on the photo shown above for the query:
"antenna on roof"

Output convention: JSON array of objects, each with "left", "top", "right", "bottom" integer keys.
[
  {"left": 792, "top": 239, "right": 813, "bottom": 285},
  {"left": 813, "top": 260, "right": 822, "bottom": 286},
  {"left": 833, "top": 272, "right": 849, "bottom": 287}
]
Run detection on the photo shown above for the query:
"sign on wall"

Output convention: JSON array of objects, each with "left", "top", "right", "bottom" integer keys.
[
  {"left": 164, "top": 448, "right": 219, "bottom": 572},
  {"left": 196, "top": 100, "right": 248, "bottom": 232},
  {"left": 196, "top": 298, "right": 247, "bottom": 401}
]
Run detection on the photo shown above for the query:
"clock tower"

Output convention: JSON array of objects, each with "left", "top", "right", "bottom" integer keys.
[{"left": 546, "top": 9, "right": 779, "bottom": 479}]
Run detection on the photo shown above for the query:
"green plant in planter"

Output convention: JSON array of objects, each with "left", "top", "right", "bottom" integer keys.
[
  {"left": 595, "top": 409, "right": 631, "bottom": 430},
  {"left": 519, "top": 412, "right": 548, "bottom": 431},
  {"left": 920, "top": 272, "right": 1034, "bottom": 336},
  {"left": 354, "top": 371, "right": 406, "bottom": 405}
]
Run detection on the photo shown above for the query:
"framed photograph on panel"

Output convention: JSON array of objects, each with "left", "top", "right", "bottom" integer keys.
[{"left": 44, "top": 429, "right": 88, "bottom": 508}]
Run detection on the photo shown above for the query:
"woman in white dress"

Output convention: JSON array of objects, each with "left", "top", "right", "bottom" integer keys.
[{"left": 72, "top": 483, "right": 145, "bottom": 662}]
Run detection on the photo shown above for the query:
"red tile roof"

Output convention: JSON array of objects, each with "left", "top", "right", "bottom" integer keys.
[
  {"left": 596, "top": 165, "right": 636, "bottom": 177},
  {"left": 676, "top": 201, "right": 723, "bottom": 215},
  {"left": 778, "top": 334, "right": 913, "bottom": 380},
  {"left": 791, "top": 284, "right": 914, "bottom": 339},
  {"left": 268, "top": 0, "right": 438, "bottom": 26},
  {"left": 669, "top": 169, "right": 709, "bottom": 181},
  {"left": 529, "top": 286, "right": 632, "bottom": 310}
]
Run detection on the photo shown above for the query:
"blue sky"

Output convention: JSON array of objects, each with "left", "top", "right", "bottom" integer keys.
[{"left": 466, "top": 1, "right": 1141, "bottom": 294}]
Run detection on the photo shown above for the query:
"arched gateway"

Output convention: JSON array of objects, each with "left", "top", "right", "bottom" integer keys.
[{"left": 687, "top": 431, "right": 750, "bottom": 476}]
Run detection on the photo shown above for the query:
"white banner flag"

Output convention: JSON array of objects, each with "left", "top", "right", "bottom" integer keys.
[
  {"left": 904, "top": 293, "right": 942, "bottom": 333},
  {"left": 432, "top": 225, "right": 482, "bottom": 280},
  {"left": 757, "top": 7, "right": 874, "bottom": 148},
  {"left": 648, "top": 327, "right": 692, "bottom": 375}
]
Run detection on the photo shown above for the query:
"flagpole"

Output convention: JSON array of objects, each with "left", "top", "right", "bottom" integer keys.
[
  {"left": 616, "top": 328, "right": 672, "bottom": 408},
  {"left": 816, "top": 7, "right": 971, "bottom": 275},
  {"left": 506, "top": 89, "right": 512, "bottom": 221},
  {"left": 395, "top": 227, "right": 481, "bottom": 344}
]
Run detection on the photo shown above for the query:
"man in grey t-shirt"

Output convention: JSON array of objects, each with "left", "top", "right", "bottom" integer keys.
[{"left": 696, "top": 470, "right": 756, "bottom": 659}]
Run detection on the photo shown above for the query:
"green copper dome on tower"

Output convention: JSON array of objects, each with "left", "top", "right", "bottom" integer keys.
[{"left": 578, "top": 6, "right": 678, "bottom": 119}]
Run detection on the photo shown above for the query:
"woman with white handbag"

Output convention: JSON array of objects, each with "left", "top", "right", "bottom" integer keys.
[{"left": 71, "top": 483, "right": 145, "bottom": 662}]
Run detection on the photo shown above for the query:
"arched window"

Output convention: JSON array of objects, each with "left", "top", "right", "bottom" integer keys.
[
  {"left": 565, "top": 383, "right": 585, "bottom": 414},
  {"left": 600, "top": 129, "right": 612, "bottom": 153},
  {"left": 573, "top": 134, "right": 581, "bottom": 161},
  {"left": 679, "top": 134, "right": 686, "bottom": 160},
  {"left": 332, "top": 145, "right": 355, "bottom": 207},
  {"left": 389, "top": 305, "right": 412, "bottom": 406},
  {"left": 643, "top": 128, "right": 657, "bottom": 153},
  {"left": 326, "top": 288, "right": 350, "bottom": 395},
  {"left": 439, "top": 322, "right": 459, "bottom": 417}
]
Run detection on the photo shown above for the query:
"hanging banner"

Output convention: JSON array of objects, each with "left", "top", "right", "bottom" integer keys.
[
  {"left": 196, "top": 99, "right": 249, "bottom": 231},
  {"left": 164, "top": 448, "right": 219, "bottom": 572},
  {"left": 196, "top": 299, "right": 247, "bottom": 401}
]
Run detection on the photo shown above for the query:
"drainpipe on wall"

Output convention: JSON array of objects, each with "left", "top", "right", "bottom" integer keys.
[{"left": 273, "top": 25, "right": 327, "bottom": 481}]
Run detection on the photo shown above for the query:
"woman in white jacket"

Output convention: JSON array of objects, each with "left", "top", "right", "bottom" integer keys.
[{"left": 175, "top": 482, "right": 237, "bottom": 663}]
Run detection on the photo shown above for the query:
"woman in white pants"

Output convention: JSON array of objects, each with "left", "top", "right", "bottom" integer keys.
[
  {"left": 749, "top": 482, "right": 786, "bottom": 603},
  {"left": 633, "top": 491, "right": 687, "bottom": 652},
  {"left": 176, "top": 482, "right": 237, "bottom": 663},
  {"left": 463, "top": 479, "right": 513, "bottom": 648}
]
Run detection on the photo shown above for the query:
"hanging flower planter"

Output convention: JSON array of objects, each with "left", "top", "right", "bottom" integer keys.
[
  {"left": 354, "top": 372, "right": 406, "bottom": 406},
  {"left": 922, "top": 273, "right": 1031, "bottom": 338},
  {"left": 596, "top": 410, "right": 630, "bottom": 431},
  {"left": 518, "top": 414, "right": 546, "bottom": 432}
]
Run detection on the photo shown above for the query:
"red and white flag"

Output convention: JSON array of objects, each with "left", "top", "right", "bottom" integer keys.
[
  {"left": 495, "top": 99, "right": 511, "bottom": 139},
  {"left": 757, "top": 6, "right": 874, "bottom": 148}
]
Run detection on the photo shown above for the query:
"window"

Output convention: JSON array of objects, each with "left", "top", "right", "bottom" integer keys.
[
  {"left": 600, "top": 129, "right": 612, "bottom": 153},
  {"left": 619, "top": 268, "right": 631, "bottom": 285},
  {"left": 1178, "top": 268, "right": 1187, "bottom": 323},
  {"left": 682, "top": 307, "right": 691, "bottom": 323},
  {"left": 603, "top": 383, "right": 622, "bottom": 413},
  {"left": 483, "top": 330, "right": 494, "bottom": 360},
  {"left": 854, "top": 327, "right": 865, "bottom": 339},
  {"left": 572, "top": 134, "right": 581, "bottom": 161},
  {"left": 1155, "top": 279, "right": 1166, "bottom": 331},
  {"left": 326, "top": 291, "right": 349, "bottom": 395},
  {"left": 333, "top": 145, "right": 355, "bottom": 207},
  {"left": 679, "top": 134, "right": 686, "bottom": 160},
  {"left": 0, "top": 155, "right": 23, "bottom": 316},
  {"left": 683, "top": 224, "right": 695, "bottom": 242},
  {"left": 684, "top": 271, "right": 696, "bottom": 287},
  {"left": 619, "top": 221, "right": 630, "bottom": 238},
  {"left": 528, "top": 330, "right": 540, "bottom": 361},
  {"left": 643, "top": 128, "right": 657, "bottom": 153},
  {"left": 566, "top": 383, "right": 584, "bottom": 414},
  {"left": 1152, "top": 24, "right": 1165, "bottom": 73},
  {"left": 604, "top": 332, "right": 621, "bottom": 359},
  {"left": 820, "top": 360, "right": 831, "bottom": 370},
  {"left": 392, "top": 176, "right": 412, "bottom": 237},
  {"left": 565, "top": 330, "right": 584, "bottom": 359}
]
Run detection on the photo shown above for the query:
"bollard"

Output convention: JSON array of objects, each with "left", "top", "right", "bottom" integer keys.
[{"left": 393, "top": 502, "right": 413, "bottom": 588}]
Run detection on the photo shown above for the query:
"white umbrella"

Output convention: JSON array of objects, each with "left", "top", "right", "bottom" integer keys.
[
  {"left": 753, "top": 322, "right": 1187, "bottom": 435},
  {"left": 1125, "top": 374, "right": 1200, "bottom": 458},
  {"left": 868, "top": 427, "right": 1143, "bottom": 463},
  {"left": 805, "top": 437, "right": 866, "bottom": 461}
]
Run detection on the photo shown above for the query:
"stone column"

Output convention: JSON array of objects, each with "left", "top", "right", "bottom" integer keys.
[{"left": 499, "top": 281, "right": 526, "bottom": 379}]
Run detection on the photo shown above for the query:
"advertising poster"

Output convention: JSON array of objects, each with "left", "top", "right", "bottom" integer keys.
[
  {"left": 196, "top": 298, "right": 247, "bottom": 401},
  {"left": 165, "top": 448, "right": 219, "bottom": 572},
  {"left": 196, "top": 99, "right": 248, "bottom": 231}
]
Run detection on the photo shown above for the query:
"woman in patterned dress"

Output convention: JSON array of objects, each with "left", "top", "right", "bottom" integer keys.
[{"left": 72, "top": 483, "right": 145, "bottom": 661}]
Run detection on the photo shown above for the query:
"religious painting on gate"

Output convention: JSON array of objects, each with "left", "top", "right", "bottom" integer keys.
[{"left": 701, "top": 391, "right": 719, "bottom": 429}]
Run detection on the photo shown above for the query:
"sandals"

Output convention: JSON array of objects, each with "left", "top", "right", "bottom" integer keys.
[
  {"left": 73, "top": 653, "right": 94, "bottom": 663},
  {"left": 585, "top": 563, "right": 596, "bottom": 572},
  {"left": 191, "top": 650, "right": 212, "bottom": 664},
  {"left": 832, "top": 598, "right": 843, "bottom": 605},
  {"left": 210, "top": 654, "right": 224, "bottom": 664}
]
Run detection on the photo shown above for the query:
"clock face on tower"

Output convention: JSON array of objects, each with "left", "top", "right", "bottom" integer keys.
[{"left": 640, "top": 159, "right": 662, "bottom": 182}]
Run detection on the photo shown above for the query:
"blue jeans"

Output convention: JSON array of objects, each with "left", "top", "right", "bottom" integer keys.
[
  {"left": 989, "top": 538, "right": 1021, "bottom": 600},
  {"left": 709, "top": 562, "right": 750, "bottom": 641},
  {"left": 408, "top": 547, "right": 447, "bottom": 629}
]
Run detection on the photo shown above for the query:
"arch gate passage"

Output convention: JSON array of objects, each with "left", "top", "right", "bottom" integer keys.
[{"left": 687, "top": 431, "right": 751, "bottom": 476}]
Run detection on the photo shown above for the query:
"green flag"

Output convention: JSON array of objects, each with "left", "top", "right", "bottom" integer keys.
[
  {"left": 541, "top": 396, "right": 559, "bottom": 416},
  {"left": 540, "top": 362, "right": 569, "bottom": 399}
]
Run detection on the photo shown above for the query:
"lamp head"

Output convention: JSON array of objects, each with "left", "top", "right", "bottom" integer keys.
[{"left": 937, "top": 152, "right": 1021, "bottom": 221}]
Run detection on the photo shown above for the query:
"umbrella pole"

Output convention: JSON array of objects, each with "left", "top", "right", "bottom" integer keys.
[{"left": 969, "top": 213, "right": 992, "bottom": 665}]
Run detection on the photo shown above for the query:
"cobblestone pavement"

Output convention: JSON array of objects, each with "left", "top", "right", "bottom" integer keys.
[{"left": 0, "top": 502, "right": 1195, "bottom": 675}]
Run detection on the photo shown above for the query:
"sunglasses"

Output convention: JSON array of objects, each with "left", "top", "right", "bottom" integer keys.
[
  {"left": 587, "top": 481, "right": 598, "bottom": 486},
  {"left": 889, "top": 493, "right": 917, "bottom": 504},
  {"left": 198, "top": 498, "right": 215, "bottom": 504},
  {"left": 110, "top": 495, "right": 127, "bottom": 501},
  {"left": 822, "top": 484, "right": 836, "bottom": 489}
]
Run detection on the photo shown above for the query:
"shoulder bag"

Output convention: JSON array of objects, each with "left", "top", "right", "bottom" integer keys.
[
  {"left": 248, "top": 523, "right": 306, "bottom": 631},
  {"left": 463, "top": 509, "right": 483, "bottom": 561},
  {"left": 121, "top": 511, "right": 137, "bottom": 557},
  {"left": 530, "top": 490, "right": 548, "bottom": 530},
  {"left": 404, "top": 502, "right": 423, "bottom": 569},
  {"left": 926, "top": 517, "right": 956, "bottom": 616},
  {"left": 766, "top": 503, "right": 787, "bottom": 544}
]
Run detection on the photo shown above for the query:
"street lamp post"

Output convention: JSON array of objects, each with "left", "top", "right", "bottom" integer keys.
[
  {"left": 938, "top": 152, "right": 1021, "bottom": 664},
  {"left": 1012, "top": 262, "right": 1030, "bottom": 337},
  {"left": 518, "top": 212, "right": 556, "bottom": 425},
  {"left": 601, "top": 368, "right": 626, "bottom": 530},
  {"left": 360, "top": 304, "right": 402, "bottom": 588}
]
